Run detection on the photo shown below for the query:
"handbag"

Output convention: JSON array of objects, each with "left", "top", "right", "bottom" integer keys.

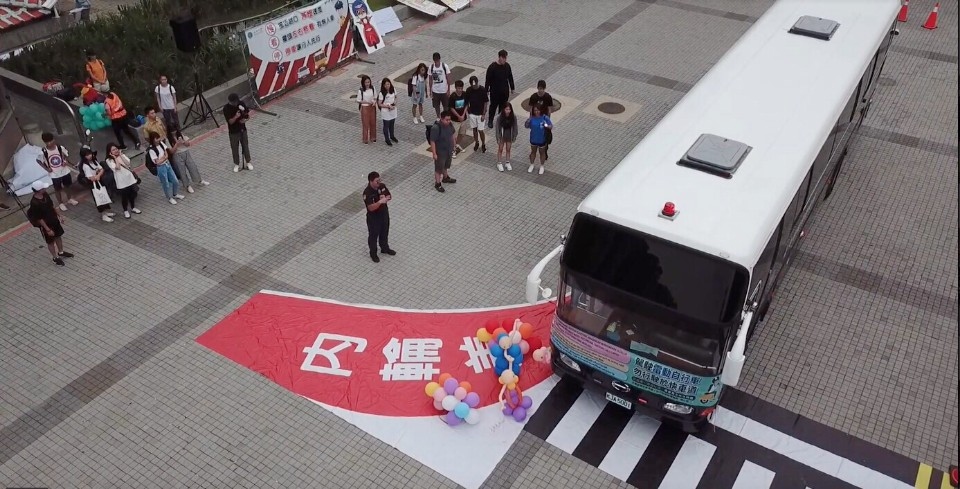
[{"left": 92, "top": 181, "right": 112, "bottom": 206}]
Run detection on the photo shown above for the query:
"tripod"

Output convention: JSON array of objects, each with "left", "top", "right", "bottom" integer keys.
[
  {"left": 0, "top": 174, "right": 28, "bottom": 219},
  {"left": 183, "top": 70, "right": 219, "bottom": 129}
]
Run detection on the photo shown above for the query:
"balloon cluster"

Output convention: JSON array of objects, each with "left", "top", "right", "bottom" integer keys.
[
  {"left": 424, "top": 373, "right": 481, "bottom": 427},
  {"left": 79, "top": 103, "right": 110, "bottom": 132},
  {"left": 475, "top": 319, "right": 542, "bottom": 422}
]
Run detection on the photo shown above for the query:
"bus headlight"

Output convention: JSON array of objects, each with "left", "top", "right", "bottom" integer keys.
[
  {"left": 663, "top": 403, "right": 693, "bottom": 415},
  {"left": 559, "top": 353, "right": 581, "bottom": 372}
]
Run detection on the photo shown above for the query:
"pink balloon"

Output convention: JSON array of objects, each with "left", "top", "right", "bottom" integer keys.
[
  {"left": 443, "top": 378, "right": 459, "bottom": 394},
  {"left": 433, "top": 388, "right": 447, "bottom": 403},
  {"left": 464, "top": 392, "right": 480, "bottom": 408},
  {"left": 519, "top": 340, "right": 530, "bottom": 355},
  {"left": 433, "top": 399, "right": 444, "bottom": 411},
  {"left": 454, "top": 387, "right": 468, "bottom": 400}
]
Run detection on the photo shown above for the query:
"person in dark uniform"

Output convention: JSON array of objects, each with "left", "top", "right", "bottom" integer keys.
[
  {"left": 363, "top": 171, "right": 396, "bottom": 263},
  {"left": 27, "top": 181, "right": 74, "bottom": 266}
]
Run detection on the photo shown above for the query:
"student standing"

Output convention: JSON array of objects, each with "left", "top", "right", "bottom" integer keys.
[
  {"left": 429, "top": 111, "right": 458, "bottom": 192},
  {"left": 36, "top": 132, "right": 79, "bottom": 211},
  {"left": 408, "top": 63, "right": 428, "bottom": 124},
  {"left": 104, "top": 143, "right": 141, "bottom": 218},
  {"left": 154, "top": 75, "right": 179, "bottom": 134},
  {"left": 358, "top": 75, "right": 377, "bottom": 144},
  {"left": 28, "top": 181, "right": 74, "bottom": 266},
  {"left": 104, "top": 92, "right": 141, "bottom": 150},
  {"left": 378, "top": 78, "right": 399, "bottom": 146},
  {"left": 428, "top": 52, "right": 451, "bottom": 118},
  {"left": 448, "top": 80, "right": 468, "bottom": 157},
  {"left": 222, "top": 93, "right": 252, "bottom": 172},
  {"left": 528, "top": 80, "right": 555, "bottom": 160},
  {"left": 147, "top": 131, "right": 184, "bottom": 205},
  {"left": 363, "top": 171, "right": 396, "bottom": 263},
  {"left": 494, "top": 102, "right": 519, "bottom": 172},
  {"left": 79, "top": 148, "right": 116, "bottom": 222},
  {"left": 525, "top": 105, "right": 553, "bottom": 175},
  {"left": 484, "top": 50, "right": 515, "bottom": 128},
  {"left": 465, "top": 75, "right": 489, "bottom": 153}
]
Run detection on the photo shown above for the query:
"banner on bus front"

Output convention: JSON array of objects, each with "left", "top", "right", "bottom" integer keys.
[{"left": 244, "top": 0, "right": 356, "bottom": 101}]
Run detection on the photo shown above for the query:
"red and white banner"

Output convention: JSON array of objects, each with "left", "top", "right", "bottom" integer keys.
[{"left": 245, "top": 0, "right": 356, "bottom": 100}]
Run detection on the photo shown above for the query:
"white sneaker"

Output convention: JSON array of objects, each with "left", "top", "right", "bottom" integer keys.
[
  {"left": 131, "top": 208, "right": 142, "bottom": 214},
  {"left": 58, "top": 203, "right": 68, "bottom": 211},
  {"left": 123, "top": 211, "right": 131, "bottom": 219},
  {"left": 174, "top": 194, "right": 186, "bottom": 199},
  {"left": 528, "top": 164, "right": 534, "bottom": 173},
  {"left": 497, "top": 163, "right": 504, "bottom": 172},
  {"left": 101, "top": 214, "right": 114, "bottom": 222},
  {"left": 538, "top": 165, "right": 545, "bottom": 175},
  {"left": 187, "top": 186, "right": 195, "bottom": 194},
  {"left": 505, "top": 162, "right": 512, "bottom": 171},
  {"left": 414, "top": 118, "right": 420, "bottom": 125},
  {"left": 233, "top": 165, "right": 240, "bottom": 173},
  {"left": 169, "top": 198, "right": 178, "bottom": 205},
  {"left": 200, "top": 181, "right": 210, "bottom": 186},
  {"left": 67, "top": 198, "right": 79, "bottom": 206},
  {"left": 418, "top": 116, "right": 425, "bottom": 123},
  {"left": 105, "top": 212, "right": 116, "bottom": 217},
  {"left": 245, "top": 162, "right": 253, "bottom": 170}
]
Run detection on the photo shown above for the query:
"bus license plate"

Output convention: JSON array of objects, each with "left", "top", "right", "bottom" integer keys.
[{"left": 605, "top": 392, "right": 632, "bottom": 410}]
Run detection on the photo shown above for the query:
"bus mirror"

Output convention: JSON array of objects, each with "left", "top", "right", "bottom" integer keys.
[
  {"left": 721, "top": 353, "right": 744, "bottom": 387},
  {"left": 541, "top": 287, "right": 553, "bottom": 299},
  {"left": 525, "top": 245, "right": 563, "bottom": 304}
]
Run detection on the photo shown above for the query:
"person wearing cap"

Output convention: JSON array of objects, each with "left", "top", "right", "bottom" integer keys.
[
  {"left": 27, "top": 182, "right": 74, "bottom": 266},
  {"left": 362, "top": 171, "right": 395, "bottom": 263},
  {"left": 222, "top": 93, "right": 253, "bottom": 172}
]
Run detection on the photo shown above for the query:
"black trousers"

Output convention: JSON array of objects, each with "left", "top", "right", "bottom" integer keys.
[
  {"left": 111, "top": 116, "right": 140, "bottom": 147},
  {"left": 366, "top": 212, "right": 390, "bottom": 254},
  {"left": 488, "top": 92, "right": 509, "bottom": 127}
]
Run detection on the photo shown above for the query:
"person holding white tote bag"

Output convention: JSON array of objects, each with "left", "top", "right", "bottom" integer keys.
[
  {"left": 105, "top": 143, "right": 141, "bottom": 219},
  {"left": 79, "top": 148, "right": 115, "bottom": 223}
]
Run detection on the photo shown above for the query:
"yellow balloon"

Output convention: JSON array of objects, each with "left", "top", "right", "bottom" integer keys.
[
  {"left": 506, "top": 382, "right": 517, "bottom": 391},
  {"left": 476, "top": 327, "right": 492, "bottom": 343},
  {"left": 425, "top": 382, "right": 440, "bottom": 397}
]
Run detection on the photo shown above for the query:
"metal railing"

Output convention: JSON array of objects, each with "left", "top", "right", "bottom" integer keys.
[{"left": 0, "top": 69, "right": 84, "bottom": 140}]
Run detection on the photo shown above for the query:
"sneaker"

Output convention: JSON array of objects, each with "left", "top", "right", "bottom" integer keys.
[
  {"left": 131, "top": 208, "right": 142, "bottom": 214},
  {"left": 528, "top": 164, "right": 534, "bottom": 173},
  {"left": 497, "top": 163, "right": 504, "bottom": 172},
  {"left": 414, "top": 118, "right": 420, "bottom": 125},
  {"left": 169, "top": 198, "right": 178, "bottom": 205},
  {"left": 101, "top": 215, "right": 114, "bottom": 223},
  {"left": 381, "top": 249, "right": 397, "bottom": 256},
  {"left": 442, "top": 176, "right": 457, "bottom": 184},
  {"left": 539, "top": 165, "right": 545, "bottom": 175},
  {"left": 135, "top": 142, "right": 142, "bottom": 150},
  {"left": 105, "top": 212, "right": 116, "bottom": 217},
  {"left": 391, "top": 137, "right": 399, "bottom": 143},
  {"left": 370, "top": 253, "right": 380, "bottom": 263},
  {"left": 386, "top": 141, "right": 393, "bottom": 147},
  {"left": 53, "top": 257, "right": 65, "bottom": 266},
  {"left": 245, "top": 162, "right": 253, "bottom": 170},
  {"left": 124, "top": 211, "right": 131, "bottom": 219},
  {"left": 474, "top": 142, "right": 480, "bottom": 151},
  {"left": 174, "top": 194, "right": 186, "bottom": 199},
  {"left": 482, "top": 144, "right": 487, "bottom": 153},
  {"left": 58, "top": 251, "right": 74, "bottom": 258},
  {"left": 187, "top": 186, "right": 195, "bottom": 194},
  {"left": 435, "top": 183, "right": 445, "bottom": 193},
  {"left": 233, "top": 165, "right": 240, "bottom": 173},
  {"left": 419, "top": 116, "right": 426, "bottom": 123},
  {"left": 200, "top": 180, "right": 210, "bottom": 186},
  {"left": 67, "top": 199, "right": 79, "bottom": 206},
  {"left": 58, "top": 203, "right": 68, "bottom": 211},
  {"left": 505, "top": 162, "right": 513, "bottom": 171}
]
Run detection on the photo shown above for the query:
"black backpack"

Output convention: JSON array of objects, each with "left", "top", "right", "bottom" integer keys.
[
  {"left": 144, "top": 147, "right": 158, "bottom": 175},
  {"left": 425, "top": 120, "right": 440, "bottom": 144}
]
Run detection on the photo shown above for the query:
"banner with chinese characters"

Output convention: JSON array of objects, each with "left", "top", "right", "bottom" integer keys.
[
  {"left": 244, "top": 0, "right": 356, "bottom": 101},
  {"left": 197, "top": 291, "right": 556, "bottom": 417},
  {"left": 347, "top": 0, "right": 386, "bottom": 53}
]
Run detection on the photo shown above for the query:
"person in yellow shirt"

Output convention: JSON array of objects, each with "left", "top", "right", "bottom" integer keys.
[
  {"left": 143, "top": 106, "right": 209, "bottom": 193},
  {"left": 85, "top": 51, "right": 109, "bottom": 93}
]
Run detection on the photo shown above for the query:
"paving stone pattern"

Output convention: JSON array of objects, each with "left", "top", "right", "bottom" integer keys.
[{"left": 1, "top": 0, "right": 957, "bottom": 487}]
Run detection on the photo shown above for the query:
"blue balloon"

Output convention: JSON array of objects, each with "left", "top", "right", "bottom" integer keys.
[
  {"left": 494, "top": 366, "right": 506, "bottom": 376},
  {"left": 454, "top": 402, "right": 470, "bottom": 419},
  {"left": 489, "top": 343, "right": 504, "bottom": 358},
  {"left": 512, "top": 362, "right": 522, "bottom": 375},
  {"left": 494, "top": 357, "right": 508, "bottom": 371},
  {"left": 496, "top": 333, "right": 509, "bottom": 343},
  {"left": 507, "top": 345, "right": 521, "bottom": 358}
]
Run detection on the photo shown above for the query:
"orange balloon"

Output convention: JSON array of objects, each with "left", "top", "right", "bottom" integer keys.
[
  {"left": 518, "top": 322, "right": 534, "bottom": 339},
  {"left": 459, "top": 381, "right": 472, "bottom": 392},
  {"left": 492, "top": 327, "right": 507, "bottom": 338},
  {"left": 438, "top": 373, "right": 452, "bottom": 384}
]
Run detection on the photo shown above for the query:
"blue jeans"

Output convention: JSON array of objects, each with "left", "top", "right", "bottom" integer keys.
[{"left": 155, "top": 163, "right": 179, "bottom": 199}]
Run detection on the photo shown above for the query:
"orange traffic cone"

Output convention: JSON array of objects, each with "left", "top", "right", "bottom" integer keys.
[
  {"left": 898, "top": 0, "right": 909, "bottom": 22},
  {"left": 922, "top": 2, "right": 939, "bottom": 29}
]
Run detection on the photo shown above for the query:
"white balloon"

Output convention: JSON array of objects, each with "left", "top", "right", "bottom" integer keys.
[
  {"left": 465, "top": 409, "right": 481, "bottom": 425},
  {"left": 509, "top": 331, "right": 522, "bottom": 345},
  {"left": 441, "top": 395, "right": 458, "bottom": 412}
]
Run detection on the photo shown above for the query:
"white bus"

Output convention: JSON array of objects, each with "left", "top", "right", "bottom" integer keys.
[{"left": 525, "top": 0, "right": 900, "bottom": 432}]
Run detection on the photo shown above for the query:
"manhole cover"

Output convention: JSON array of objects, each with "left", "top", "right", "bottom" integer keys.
[
  {"left": 597, "top": 102, "right": 625, "bottom": 114},
  {"left": 519, "top": 98, "right": 562, "bottom": 113}
]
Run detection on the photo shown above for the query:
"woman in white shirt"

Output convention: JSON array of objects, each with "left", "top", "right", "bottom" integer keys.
[
  {"left": 358, "top": 75, "right": 377, "bottom": 144},
  {"left": 79, "top": 148, "right": 115, "bottom": 222},
  {"left": 105, "top": 143, "right": 141, "bottom": 218},
  {"left": 378, "top": 78, "right": 399, "bottom": 146}
]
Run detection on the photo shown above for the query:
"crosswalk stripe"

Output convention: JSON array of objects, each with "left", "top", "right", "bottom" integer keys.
[
  {"left": 597, "top": 415, "right": 661, "bottom": 482},
  {"left": 658, "top": 436, "right": 716, "bottom": 489},
  {"left": 626, "top": 424, "right": 688, "bottom": 488},
  {"left": 732, "top": 461, "right": 775, "bottom": 489},
  {"left": 696, "top": 450, "right": 747, "bottom": 489},
  {"left": 523, "top": 375, "right": 582, "bottom": 440},
  {"left": 571, "top": 401, "right": 634, "bottom": 466},
  {"left": 545, "top": 390, "right": 606, "bottom": 453}
]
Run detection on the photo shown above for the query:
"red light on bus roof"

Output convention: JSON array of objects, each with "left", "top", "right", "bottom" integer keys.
[{"left": 662, "top": 202, "right": 676, "bottom": 217}]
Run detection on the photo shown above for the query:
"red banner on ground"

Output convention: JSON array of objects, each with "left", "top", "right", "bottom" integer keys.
[{"left": 197, "top": 291, "right": 556, "bottom": 417}]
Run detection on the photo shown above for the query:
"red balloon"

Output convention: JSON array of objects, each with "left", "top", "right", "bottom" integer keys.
[
  {"left": 484, "top": 319, "right": 500, "bottom": 334},
  {"left": 500, "top": 318, "right": 515, "bottom": 330},
  {"left": 526, "top": 336, "right": 543, "bottom": 352}
]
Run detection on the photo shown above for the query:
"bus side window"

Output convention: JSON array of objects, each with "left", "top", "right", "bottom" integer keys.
[
  {"left": 751, "top": 220, "right": 781, "bottom": 305},
  {"left": 785, "top": 178, "right": 806, "bottom": 230},
  {"left": 810, "top": 141, "right": 833, "bottom": 194}
]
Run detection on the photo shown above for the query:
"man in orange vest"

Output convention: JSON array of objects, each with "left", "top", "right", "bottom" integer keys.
[
  {"left": 85, "top": 51, "right": 110, "bottom": 93},
  {"left": 105, "top": 92, "right": 141, "bottom": 150}
]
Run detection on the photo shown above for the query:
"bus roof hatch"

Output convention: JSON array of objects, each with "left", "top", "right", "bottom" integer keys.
[
  {"left": 678, "top": 134, "right": 752, "bottom": 179},
  {"left": 789, "top": 16, "right": 840, "bottom": 41}
]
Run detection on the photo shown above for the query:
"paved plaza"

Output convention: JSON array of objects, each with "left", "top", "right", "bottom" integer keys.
[{"left": 1, "top": 0, "right": 957, "bottom": 487}]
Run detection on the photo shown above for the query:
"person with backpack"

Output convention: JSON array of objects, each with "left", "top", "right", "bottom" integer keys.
[
  {"left": 143, "top": 106, "right": 208, "bottom": 192},
  {"left": 448, "top": 80, "right": 468, "bottom": 158},
  {"left": 525, "top": 105, "right": 553, "bottom": 175},
  {"left": 408, "top": 63, "right": 428, "bottom": 124},
  {"left": 27, "top": 181, "right": 74, "bottom": 266},
  {"left": 378, "top": 78, "right": 399, "bottom": 146},
  {"left": 427, "top": 52, "right": 451, "bottom": 118},
  {"left": 146, "top": 131, "right": 185, "bottom": 205},
  {"left": 154, "top": 75, "right": 179, "bottom": 135},
  {"left": 84, "top": 51, "right": 109, "bottom": 93},
  {"left": 79, "top": 148, "right": 116, "bottom": 223},
  {"left": 357, "top": 75, "right": 377, "bottom": 144},
  {"left": 104, "top": 143, "right": 141, "bottom": 219},
  {"left": 428, "top": 110, "right": 458, "bottom": 193},
  {"left": 528, "top": 80, "right": 555, "bottom": 161},
  {"left": 36, "top": 132, "right": 79, "bottom": 211},
  {"left": 494, "top": 102, "right": 519, "bottom": 172},
  {"left": 105, "top": 91, "right": 141, "bottom": 151}
]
